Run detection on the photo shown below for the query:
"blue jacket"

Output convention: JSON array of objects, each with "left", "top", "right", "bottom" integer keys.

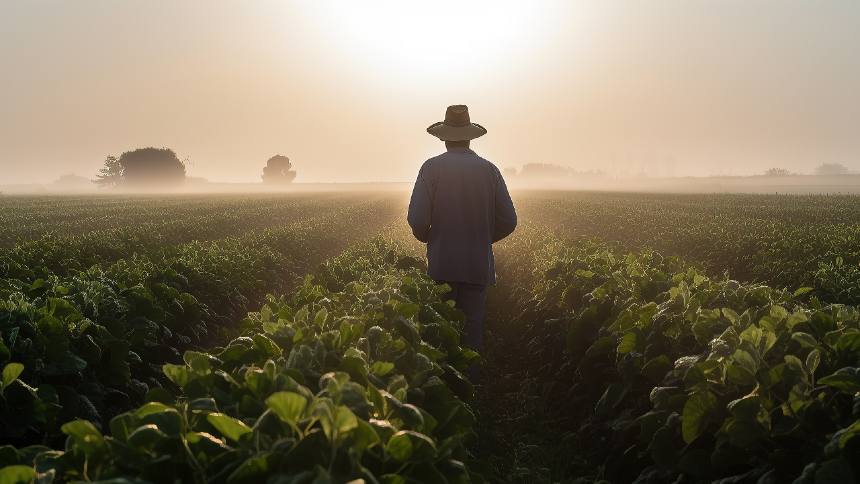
[{"left": 407, "top": 147, "right": 517, "bottom": 285}]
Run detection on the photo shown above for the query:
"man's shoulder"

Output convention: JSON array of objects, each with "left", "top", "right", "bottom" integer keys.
[{"left": 426, "top": 150, "right": 496, "bottom": 167}]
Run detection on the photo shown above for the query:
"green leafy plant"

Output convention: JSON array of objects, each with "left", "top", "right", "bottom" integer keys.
[{"left": 0, "top": 240, "right": 480, "bottom": 482}]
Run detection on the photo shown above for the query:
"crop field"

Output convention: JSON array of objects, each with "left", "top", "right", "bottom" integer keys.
[{"left": 1, "top": 191, "right": 859, "bottom": 483}]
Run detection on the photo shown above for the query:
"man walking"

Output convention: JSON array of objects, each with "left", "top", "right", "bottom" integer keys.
[{"left": 407, "top": 105, "right": 517, "bottom": 363}]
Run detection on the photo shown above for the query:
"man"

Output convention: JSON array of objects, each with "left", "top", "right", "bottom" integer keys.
[{"left": 407, "top": 104, "right": 517, "bottom": 359}]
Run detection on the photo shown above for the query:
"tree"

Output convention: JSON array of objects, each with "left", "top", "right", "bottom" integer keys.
[
  {"left": 262, "top": 155, "right": 297, "bottom": 184},
  {"left": 95, "top": 148, "right": 186, "bottom": 187},
  {"left": 763, "top": 168, "right": 793, "bottom": 176},
  {"left": 95, "top": 155, "right": 122, "bottom": 186},
  {"left": 814, "top": 163, "right": 850, "bottom": 176}
]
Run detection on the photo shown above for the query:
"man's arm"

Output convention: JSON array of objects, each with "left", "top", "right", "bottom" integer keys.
[
  {"left": 492, "top": 167, "right": 517, "bottom": 243},
  {"left": 407, "top": 166, "right": 432, "bottom": 243}
]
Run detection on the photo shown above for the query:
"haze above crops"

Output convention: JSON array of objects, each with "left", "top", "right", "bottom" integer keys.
[{"left": 2, "top": 1, "right": 860, "bottom": 187}]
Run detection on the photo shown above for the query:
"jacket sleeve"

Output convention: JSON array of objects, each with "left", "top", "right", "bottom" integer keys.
[
  {"left": 407, "top": 165, "right": 432, "bottom": 243},
  {"left": 492, "top": 167, "right": 517, "bottom": 243}
]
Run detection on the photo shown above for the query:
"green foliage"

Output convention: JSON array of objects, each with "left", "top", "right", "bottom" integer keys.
[
  {"left": 5, "top": 191, "right": 860, "bottom": 482},
  {"left": 516, "top": 238, "right": 860, "bottom": 482},
  {"left": 0, "top": 363, "right": 24, "bottom": 391},
  {"left": 0, "top": 196, "right": 400, "bottom": 445},
  {"left": 96, "top": 147, "right": 186, "bottom": 187},
  {"left": 522, "top": 191, "right": 860, "bottom": 305},
  {"left": 0, "top": 240, "right": 478, "bottom": 481}
]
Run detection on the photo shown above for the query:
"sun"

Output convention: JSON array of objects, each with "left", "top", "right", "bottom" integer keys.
[{"left": 298, "top": 1, "right": 559, "bottom": 79}]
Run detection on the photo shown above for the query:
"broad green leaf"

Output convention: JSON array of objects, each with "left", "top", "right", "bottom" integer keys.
[
  {"left": 386, "top": 431, "right": 413, "bottom": 462},
  {"left": 162, "top": 364, "right": 189, "bottom": 387},
  {"left": 836, "top": 420, "right": 860, "bottom": 449},
  {"left": 371, "top": 361, "right": 395, "bottom": 377},
  {"left": 367, "top": 383, "right": 386, "bottom": 415},
  {"left": 806, "top": 349, "right": 821, "bottom": 376},
  {"left": 682, "top": 391, "right": 717, "bottom": 444},
  {"left": 770, "top": 305, "right": 789, "bottom": 320},
  {"left": 189, "top": 397, "right": 218, "bottom": 413},
  {"left": 791, "top": 332, "right": 818, "bottom": 349},
  {"left": 262, "top": 320, "right": 283, "bottom": 335},
  {"left": 127, "top": 424, "right": 167, "bottom": 449},
  {"left": 786, "top": 311, "right": 809, "bottom": 329},
  {"left": 793, "top": 287, "right": 814, "bottom": 297},
  {"left": 819, "top": 368, "right": 860, "bottom": 393},
  {"left": 727, "top": 395, "right": 760, "bottom": 421},
  {"left": 740, "top": 326, "right": 762, "bottom": 348},
  {"left": 761, "top": 329, "right": 778, "bottom": 356},
  {"left": 135, "top": 402, "right": 172, "bottom": 418},
  {"left": 617, "top": 332, "right": 637, "bottom": 354},
  {"left": 183, "top": 351, "right": 212, "bottom": 374},
  {"left": 207, "top": 413, "right": 252, "bottom": 442},
  {"left": 836, "top": 333, "right": 860, "bottom": 352},
  {"left": 331, "top": 405, "right": 358, "bottom": 441},
  {"left": 265, "top": 392, "right": 307, "bottom": 426},
  {"left": 396, "top": 302, "right": 420, "bottom": 319},
  {"left": 390, "top": 430, "right": 436, "bottom": 461},
  {"left": 1, "top": 363, "right": 24, "bottom": 390},
  {"left": 109, "top": 412, "right": 139, "bottom": 442},
  {"left": 784, "top": 354, "right": 805, "bottom": 372},
  {"left": 721, "top": 308, "right": 739, "bottom": 325},
  {"left": 585, "top": 336, "right": 615, "bottom": 358},
  {"left": 353, "top": 418, "right": 381, "bottom": 451},
  {"left": 726, "top": 363, "right": 757, "bottom": 386},
  {"left": 294, "top": 307, "right": 309, "bottom": 323},
  {"left": 252, "top": 333, "right": 280, "bottom": 357},
  {"left": 731, "top": 349, "right": 758, "bottom": 374},
  {"left": 0, "top": 465, "right": 35, "bottom": 484},
  {"left": 61, "top": 420, "right": 105, "bottom": 454},
  {"left": 259, "top": 304, "right": 273, "bottom": 323},
  {"left": 314, "top": 307, "right": 329, "bottom": 327}
]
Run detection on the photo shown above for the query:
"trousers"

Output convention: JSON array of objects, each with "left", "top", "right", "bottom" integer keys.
[{"left": 438, "top": 281, "right": 487, "bottom": 353}]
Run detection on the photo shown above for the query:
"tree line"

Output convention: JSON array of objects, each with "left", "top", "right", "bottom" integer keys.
[{"left": 93, "top": 147, "right": 297, "bottom": 187}]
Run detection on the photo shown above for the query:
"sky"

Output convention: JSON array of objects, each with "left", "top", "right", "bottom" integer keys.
[{"left": 1, "top": 0, "right": 859, "bottom": 184}]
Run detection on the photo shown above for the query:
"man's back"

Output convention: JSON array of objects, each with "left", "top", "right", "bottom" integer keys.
[{"left": 407, "top": 147, "right": 516, "bottom": 285}]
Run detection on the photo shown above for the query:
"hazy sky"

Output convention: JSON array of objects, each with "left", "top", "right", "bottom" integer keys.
[{"left": 2, "top": 1, "right": 859, "bottom": 183}]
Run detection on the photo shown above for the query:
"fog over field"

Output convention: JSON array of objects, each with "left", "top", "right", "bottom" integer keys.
[{"left": 2, "top": 1, "right": 859, "bottom": 190}]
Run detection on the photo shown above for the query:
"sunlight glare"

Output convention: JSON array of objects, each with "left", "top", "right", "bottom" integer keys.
[{"left": 300, "top": 1, "right": 559, "bottom": 79}]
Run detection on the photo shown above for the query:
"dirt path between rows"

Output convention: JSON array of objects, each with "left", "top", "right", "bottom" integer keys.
[{"left": 470, "top": 281, "right": 585, "bottom": 482}]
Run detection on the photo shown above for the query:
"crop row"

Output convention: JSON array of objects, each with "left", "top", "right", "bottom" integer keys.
[
  {"left": 514, "top": 191, "right": 860, "bottom": 304},
  {"left": 0, "top": 193, "right": 373, "bottom": 248},
  {"left": 0, "top": 200, "right": 401, "bottom": 448},
  {"left": 503, "top": 234, "right": 860, "bottom": 482},
  {"left": 0, "top": 194, "right": 399, "bottom": 276},
  {"left": 0, "top": 239, "right": 477, "bottom": 483}
]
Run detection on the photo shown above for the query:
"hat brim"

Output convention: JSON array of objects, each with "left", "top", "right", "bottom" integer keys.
[{"left": 427, "top": 122, "right": 487, "bottom": 141}]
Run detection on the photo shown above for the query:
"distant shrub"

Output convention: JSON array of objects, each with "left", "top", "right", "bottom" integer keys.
[
  {"left": 95, "top": 148, "right": 186, "bottom": 187},
  {"left": 262, "top": 155, "right": 297, "bottom": 184}
]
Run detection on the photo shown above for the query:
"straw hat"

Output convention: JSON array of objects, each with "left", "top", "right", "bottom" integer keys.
[{"left": 426, "top": 105, "right": 487, "bottom": 141}]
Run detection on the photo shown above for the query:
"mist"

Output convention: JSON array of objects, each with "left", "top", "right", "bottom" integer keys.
[{"left": 1, "top": 1, "right": 859, "bottom": 189}]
